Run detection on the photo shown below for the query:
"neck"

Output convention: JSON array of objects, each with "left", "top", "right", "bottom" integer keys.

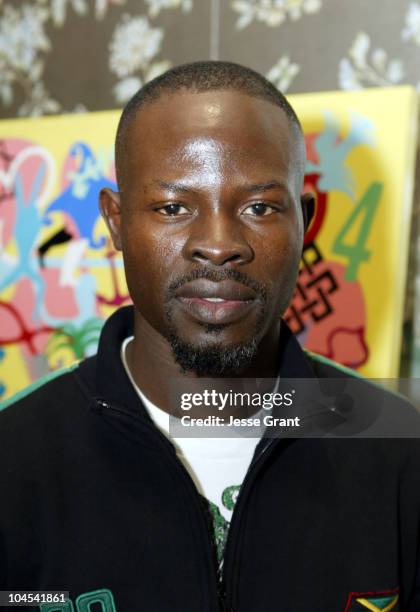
[{"left": 125, "top": 310, "right": 282, "bottom": 418}]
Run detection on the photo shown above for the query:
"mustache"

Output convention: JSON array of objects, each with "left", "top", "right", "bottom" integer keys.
[{"left": 166, "top": 268, "right": 267, "bottom": 301}]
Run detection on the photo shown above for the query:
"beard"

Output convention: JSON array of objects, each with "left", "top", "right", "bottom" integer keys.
[
  {"left": 165, "top": 328, "right": 262, "bottom": 377},
  {"left": 163, "top": 268, "right": 269, "bottom": 377}
]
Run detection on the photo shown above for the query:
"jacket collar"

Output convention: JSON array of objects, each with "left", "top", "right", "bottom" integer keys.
[
  {"left": 88, "top": 305, "right": 317, "bottom": 417},
  {"left": 90, "top": 306, "right": 142, "bottom": 414}
]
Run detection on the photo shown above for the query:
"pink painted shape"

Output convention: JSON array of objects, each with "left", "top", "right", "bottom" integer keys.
[
  {"left": 0, "top": 299, "right": 21, "bottom": 341},
  {"left": 4, "top": 270, "right": 78, "bottom": 357},
  {"left": 41, "top": 268, "right": 78, "bottom": 318},
  {"left": 304, "top": 133, "right": 320, "bottom": 165},
  {"left": 0, "top": 139, "right": 51, "bottom": 246},
  {"left": 0, "top": 140, "right": 30, "bottom": 246}
]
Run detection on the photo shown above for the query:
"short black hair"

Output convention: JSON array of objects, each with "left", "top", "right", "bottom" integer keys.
[{"left": 115, "top": 60, "right": 303, "bottom": 189}]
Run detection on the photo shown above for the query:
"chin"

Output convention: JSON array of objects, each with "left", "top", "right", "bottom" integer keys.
[{"left": 166, "top": 328, "right": 261, "bottom": 377}]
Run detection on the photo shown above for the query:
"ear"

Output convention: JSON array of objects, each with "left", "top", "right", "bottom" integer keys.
[
  {"left": 100, "top": 188, "right": 122, "bottom": 251},
  {"left": 300, "top": 192, "right": 315, "bottom": 236}
]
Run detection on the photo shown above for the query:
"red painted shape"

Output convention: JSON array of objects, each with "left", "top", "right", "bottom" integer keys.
[
  {"left": 324, "top": 325, "right": 369, "bottom": 369},
  {"left": 95, "top": 248, "right": 131, "bottom": 307},
  {"left": 303, "top": 173, "right": 327, "bottom": 246},
  {"left": 0, "top": 301, "right": 53, "bottom": 355}
]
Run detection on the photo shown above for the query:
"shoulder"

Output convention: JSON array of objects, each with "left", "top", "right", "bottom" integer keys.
[
  {"left": 1, "top": 363, "right": 78, "bottom": 412},
  {"left": 303, "top": 351, "right": 420, "bottom": 440},
  {"left": 0, "top": 359, "right": 95, "bottom": 454},
  {"left": 304, "top": 349, "right": 365, "bottom": 379}
]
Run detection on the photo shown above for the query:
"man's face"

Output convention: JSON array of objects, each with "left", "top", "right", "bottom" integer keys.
[{"left": 101, "top": 90, "right": 313, "bottom": 375}]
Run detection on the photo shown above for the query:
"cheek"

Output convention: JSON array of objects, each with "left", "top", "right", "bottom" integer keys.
[
  {"left": 260, "top": 219, "right": 301, "bottom": 270},
  {"left": 258, "top": 223, "right": 302, "bottom": 307},
  {"left": 121, "top": 221, "right": 183, "bottom": 314}
]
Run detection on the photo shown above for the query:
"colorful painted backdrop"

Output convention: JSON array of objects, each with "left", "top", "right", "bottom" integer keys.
[{"left": 0, "top": 86, "right": 417, "bottom": 401}]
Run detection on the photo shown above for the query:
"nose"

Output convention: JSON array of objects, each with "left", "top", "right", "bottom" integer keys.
[{"left": 182, "top": 211, "right": 254, "bottom": 266}]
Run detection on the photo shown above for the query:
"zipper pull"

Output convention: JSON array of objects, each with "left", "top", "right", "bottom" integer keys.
[{"left": 92, "top": 398, "right": 111, "bottom": 412}]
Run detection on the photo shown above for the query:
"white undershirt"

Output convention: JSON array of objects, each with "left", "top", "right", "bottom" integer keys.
[{"left": 121, "top": 336, "right": 278, "bottom": 526}]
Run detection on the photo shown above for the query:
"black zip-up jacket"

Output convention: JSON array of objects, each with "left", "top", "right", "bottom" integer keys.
[{"left": 1, "top": 306, "right": 420, "bottom": 611}]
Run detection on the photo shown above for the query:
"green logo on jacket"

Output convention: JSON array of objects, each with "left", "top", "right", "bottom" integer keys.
[{"left": 39, "top": 588, "right": 117, "bottom": 611}]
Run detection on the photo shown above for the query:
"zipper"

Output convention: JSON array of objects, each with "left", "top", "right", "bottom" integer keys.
[
  {"left": 93, "top": 398, "right": 221, "bottom": 611},
  {"left": 221, "top": 436, "right": 285, "bottom": 610},
  {"left": 217, "top": 434, "right": 285, "bottom": 611}
]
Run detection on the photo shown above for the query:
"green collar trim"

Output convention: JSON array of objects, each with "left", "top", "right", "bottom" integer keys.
[
  {"left": 304, "top": 349, "right": 365, "bottom": 379},
  {"left": 0, "top": 362, "right": 78, "bottom": 412}
]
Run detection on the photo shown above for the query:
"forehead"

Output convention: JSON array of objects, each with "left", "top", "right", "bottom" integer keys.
[{"left": 122, "top": 90, "right": 302, "bottom": 189}]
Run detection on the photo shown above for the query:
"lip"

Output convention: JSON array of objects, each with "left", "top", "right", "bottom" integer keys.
[
  {"left": 174, "top": 280, "right": 258, "bottom": 325},
  {"left": 176, "top": 296, "right": 256, "bottom": 325},
  {"left": 175, "top": 280, "right": 257, "bottom": 301}
]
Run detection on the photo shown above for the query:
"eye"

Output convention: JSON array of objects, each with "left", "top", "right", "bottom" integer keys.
[
  {"left": 156, "top": 203, "right": 190, "bottom": 216},
  {"left": 242, "top": 202, "right": 279, "bottom": 217}
]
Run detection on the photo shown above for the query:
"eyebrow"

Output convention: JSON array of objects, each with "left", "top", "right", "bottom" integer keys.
[
  {"left": 153, "top": 180, "right": 194, "bottom": 193},
  {"left": 242, "top": 180, "right": 288, "bottom": 193},
  {"left": 153, "top": 179, "right": 288, "bottom": 194}
]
